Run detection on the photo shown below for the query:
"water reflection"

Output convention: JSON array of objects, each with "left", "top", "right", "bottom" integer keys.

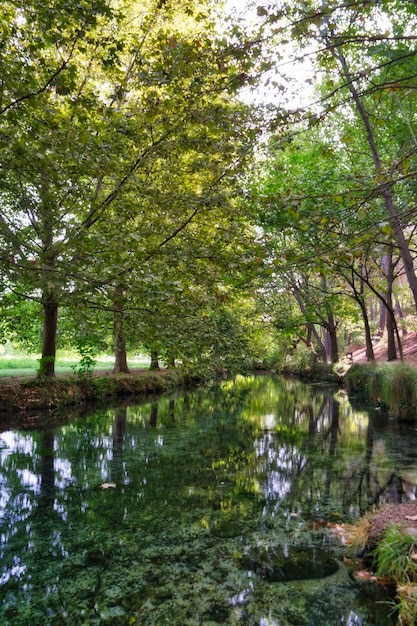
[{"left": 0, "top": 375, "right": 415, "bottom": 625}]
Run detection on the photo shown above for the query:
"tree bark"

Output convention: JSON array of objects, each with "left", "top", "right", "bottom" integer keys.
[
  {"left": 39, "top": 295, "right": 58, "bottom": 377},
  {"left": 113, "top": 311, "right": 130, "bottom": 374},
  {"left": 292, "top": 285, "right": 328, "bottom": 362},
  {"left": 383, "top": 250, "right": 397, "bottom": 361},
  {"left": 324, "top": 312, "right": 339, "bottom": 363},
  {"left": 358, "top": 296, "right": 375, "bottom": 362},
  {"left": 113, "top": 287, "right": 130, "bottom": 375},
  {"left": 150, "top": 350, "right": 160, "bottom": 370}
]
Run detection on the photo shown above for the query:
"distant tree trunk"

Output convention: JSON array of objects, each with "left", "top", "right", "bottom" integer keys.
[
  {"left": 150, "top": 350, "right": 160, "bottom": 370},
  {"left": 324, "top": 313, "right": 339, "bottom": 363},
  {"left": 383, "top": 250, "right": 397, "bottom": 361},
  {"left": 292, "top": 285, "right": 327, "bottom": 362},
  {"left": 358, "top": 296, "right": 375, "bottom": 362},
  {"left": 378, "top": 301, "right": 387, "bottom": 337},
  {"left": 319, "top": 275, "right": 339, "bottom": 363},
  {"left": 369, "top": 298, "right": 377, "bottom": 322},
  {"left": 395, "top": 297, "right": 407, "bottom": 336},
  {"left": 113, "top": 287, "right": 130, "bottom": 375},
  {"left": 39, "top": 294, "right": 58, "bottom": 377}
]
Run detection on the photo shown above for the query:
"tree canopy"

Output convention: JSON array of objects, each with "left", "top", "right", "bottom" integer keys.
[{"left": 2, "top": 0, "right": 417, "bottom": 375}]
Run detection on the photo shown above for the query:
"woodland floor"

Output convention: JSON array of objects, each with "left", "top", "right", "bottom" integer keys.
[
  {"left": 349, "top": 330, "right": 417, "bottom": 364},
  {"left": 367, "top": 503, "right": 417, "bottom": 545}
]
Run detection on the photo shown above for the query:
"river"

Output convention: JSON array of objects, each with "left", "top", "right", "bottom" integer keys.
[{"left": 1, "top": 374, "right": 416, "bottom": 625}]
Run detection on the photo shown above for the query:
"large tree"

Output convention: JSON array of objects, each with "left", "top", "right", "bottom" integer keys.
[{"left": 0, "top": 0, "right": 261, "bottom": 375}]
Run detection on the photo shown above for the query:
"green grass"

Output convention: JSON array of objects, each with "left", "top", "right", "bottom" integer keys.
[
  {"left": 0, "top": 356, "right": 151, "bottom": 378},
  {"left": 374, "top": 525, "right": 417, "bottom": 584},
  {"left": 345, "top": 362, "right": 417, "bottom": 417}
]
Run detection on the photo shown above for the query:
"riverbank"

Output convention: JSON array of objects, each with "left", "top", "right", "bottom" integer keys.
[
  {"left": 339, "top": 503, "right": 417, "bottom": 625},
  {"left": 0, "top": 368, "right": 186, "bottom": 414}
]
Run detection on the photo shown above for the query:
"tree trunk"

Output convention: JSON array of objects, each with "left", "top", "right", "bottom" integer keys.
[
  {"left": 383, "top": 250, "right": 397, "bottom": 361},
  {"left": 113, "top": 287, "right": 130, "bottom": 375},
  {"left": 292, "top": 285, "right": 328, "bottom": 362},
  {"left": 150, "top": 350, "right": 160, "bottom": 370},
  {"left": 113, "top": 311, "right": 130, "bottom": 374},
  {"left": 324, "top": 313, "right": 339, "bottom": 363},
  {"left": 378, "top": 300, "right": 387, "bottom": 337},
  {"left": 358, "top": 297, "right": 375, "bottom": 362},
  {"left": 39, "top": 295, "right": 58, "bottom": 377},
  {"left": 395, "top": 297, "right": 407, "bottom": 336}
]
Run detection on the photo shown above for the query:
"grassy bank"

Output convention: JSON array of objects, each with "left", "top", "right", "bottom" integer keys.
[
  {"left": 343, "top": 505, "right": 417, "bottom": 625},
  {"left": 0, "top": 369, "right": 185, "bottom": 413},
  {"left": 345, "top": 363, "right": 417, "bottom": 418}
]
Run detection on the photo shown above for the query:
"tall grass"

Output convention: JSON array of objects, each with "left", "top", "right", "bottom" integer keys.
[
  {"left": 345, "top": 363, "right": 417, "bottom": 418},
  {"left": 372, "top": 525, "right": 417, "bottom": 625}
]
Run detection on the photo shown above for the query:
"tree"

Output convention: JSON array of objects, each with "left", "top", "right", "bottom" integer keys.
[
  {"left": 0, "top": 0, "right": 261, "bottom": 376},
  {"left": 256, "top": 0, "right": 417, "bottom": 315}
]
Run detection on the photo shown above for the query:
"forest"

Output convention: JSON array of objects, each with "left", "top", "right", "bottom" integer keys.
[{"left": 1, "top": 0, "right": 417, "bottom": 378}]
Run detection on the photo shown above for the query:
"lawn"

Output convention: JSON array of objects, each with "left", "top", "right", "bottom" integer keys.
[{"left": 0, "top": 355, "right": 151, "bottom": 377}]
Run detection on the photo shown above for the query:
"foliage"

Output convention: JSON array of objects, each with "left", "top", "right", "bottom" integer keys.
[
  {"left": 0, "top": 0, "right": 264, "bottom": 377},
  {"left": 247, "top": 0, "right": 417, "bottom": 367}
]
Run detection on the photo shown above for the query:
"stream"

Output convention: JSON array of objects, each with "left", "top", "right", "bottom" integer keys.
[{"left": 1, "top": 374, "right": 416, "bottom": 625}]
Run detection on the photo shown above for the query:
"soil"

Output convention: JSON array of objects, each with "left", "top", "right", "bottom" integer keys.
[
  {"left": 367, "top": 502, "right": 417, "bottom": 545},
  {"left": 349, "top": 330, "right": 417, "bottom": 364}
]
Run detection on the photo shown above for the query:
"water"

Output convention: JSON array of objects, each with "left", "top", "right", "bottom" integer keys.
[{"left": 0, "top": 374, "right": 416, "bottom": 625}]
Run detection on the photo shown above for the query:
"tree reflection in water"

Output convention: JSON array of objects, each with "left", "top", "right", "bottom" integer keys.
[{"left": 0, "top": 375, "right": 413, "bottom": 625}]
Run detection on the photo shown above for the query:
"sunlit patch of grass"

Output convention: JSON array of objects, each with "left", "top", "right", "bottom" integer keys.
[
  {"left": 343, "top": 517, "right": 371, "bottom": 554},
  {"left": 0, "top": 356, "right": 151, "bottom": 378}
]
